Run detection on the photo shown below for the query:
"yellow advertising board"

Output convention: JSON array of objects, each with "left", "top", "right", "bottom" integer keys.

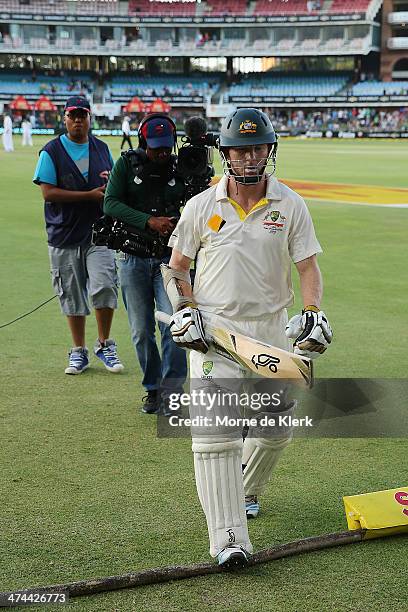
[{"left": 344, "top": 487, "right": 408, "bottom": 539}]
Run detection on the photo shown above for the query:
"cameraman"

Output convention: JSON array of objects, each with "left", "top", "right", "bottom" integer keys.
[{"left": 104, "top": 115, "right": 187, "bottom": 415}]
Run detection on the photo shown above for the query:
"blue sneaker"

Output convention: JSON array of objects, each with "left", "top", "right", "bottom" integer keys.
[
  {"left": 217, "top": 545, "right": 250, "bottom": 569},
  {"left": 94, "top": 339, "right": 124, "bottom": 373},
  {"left": 245, "top": 495, "right": 260, "bottom": 519},
  {"left": 65, "top": 347, "right": 89, "bottom": 375}
]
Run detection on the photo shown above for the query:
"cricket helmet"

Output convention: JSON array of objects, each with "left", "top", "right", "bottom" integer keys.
[{"left": 219, "top": 108, "right": 278, "bottom": 184}]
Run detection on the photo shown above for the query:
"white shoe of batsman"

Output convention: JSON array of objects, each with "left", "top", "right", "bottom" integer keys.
[
  {"left": 286, "top": 310, "right": 333, "bottom": 359},
  {"left": 169, "top": 307, "right": 209, "bottom": 353},
  {"left": 217, "top": 545, "right": 250, "bottom": 569}
]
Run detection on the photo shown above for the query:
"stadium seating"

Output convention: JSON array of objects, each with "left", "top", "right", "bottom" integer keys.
[
  {"left": 29, "top": 38, "right": 50, "bottom": 50},
  {"left": 254, "top": 0, "right": 373, "bottom": 15},
  {"left": 104, "top": 75, "right": 220, "bottom": 103},
  {"left": 128, "top": 0, "right": 196, "bottom": 16},
  {"left": 253, "top": 39, "right": 270, "bottom": 51},
  {"left": 325, "top": 37, "right": 346, "bottom": 50},
  {"left": 204, "top": 0, "right": 248, "bottom": 16},
  {"left": 276, "top": 38, "right": 297, "bottom": 51},
  {"left": 0, "top": 0, "right": 378, "bottom": 17},
  {"left": 55, "top": 39, "right": 73, "bottom": 50},
  {"left": 350, "top": 81, "right": 408, "bottom": 95},
  {"left": 349, "top": 37, "right": 369, "bottom": 50},
  {"left": 301, "top": 39, "right": 321, "bottom": 51},
  {"left": 0, "top": 73, "right": 94, "bottom": 101},
  {"left": 255, "top": 0, "right": 320, "bottom": 16},
  {"left": 223, "top": 74, "right": 349, "bottom": 100},
  {"left": 0, "top": 0, "right": 120, "bottom": 14},
  {"left": 329, "top": 0, "right": 372, "bottom": 13}
]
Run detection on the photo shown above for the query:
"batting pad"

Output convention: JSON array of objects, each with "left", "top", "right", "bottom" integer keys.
[
  {"left": 193, "top": 437, "right": 252, "bottom": 557},
  {"left": 242, "top": 436, "right": 292, "bottom": 497}
]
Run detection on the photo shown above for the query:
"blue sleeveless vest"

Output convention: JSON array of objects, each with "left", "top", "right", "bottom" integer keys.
[{"left": 42, "top": 134, "right": 112, "bottom": 247}]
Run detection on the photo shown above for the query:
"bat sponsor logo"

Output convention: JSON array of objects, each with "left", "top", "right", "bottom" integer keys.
[
  {"left": 251, "top": 353, "right": 280, "bottom": 373},
  {"left": 226, "top": 528, "right": 236, "bottom": 543}
]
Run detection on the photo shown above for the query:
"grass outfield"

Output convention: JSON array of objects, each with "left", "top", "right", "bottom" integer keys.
[{"left": 0, "top": 137, "right": 407, "bottom": 611}]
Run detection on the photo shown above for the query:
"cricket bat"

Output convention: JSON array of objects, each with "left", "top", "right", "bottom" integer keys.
[{"left": 155, "top": 311, "right": 313, "bottom": 388}]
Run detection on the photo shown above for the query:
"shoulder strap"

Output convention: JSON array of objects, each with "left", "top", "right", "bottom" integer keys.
[{"left": 121, "top": 148, "right": 147, "bottom": 178}]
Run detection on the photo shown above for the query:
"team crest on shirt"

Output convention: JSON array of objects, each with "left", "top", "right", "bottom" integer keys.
[
  {"left": 263, "top": 210, "right": 286, "bottom": 234},
  {"left": 202, "top": 360, "right": 214, "bottom": 379},
  {"left": 239, "top": 120, "right": 257, "bottom": 134}
]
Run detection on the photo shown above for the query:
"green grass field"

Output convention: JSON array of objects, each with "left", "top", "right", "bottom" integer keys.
[{"left": 0, "top": 137, "right": 407, "bottom": 612}]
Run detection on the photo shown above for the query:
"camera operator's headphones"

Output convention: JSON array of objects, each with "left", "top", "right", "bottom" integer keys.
[{"left": 138, "top": 113, "right": 178, "bottom": 151}]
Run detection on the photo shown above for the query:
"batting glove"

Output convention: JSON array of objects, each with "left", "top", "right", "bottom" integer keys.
[
  {"left": 286, "top": 306, "right": 333, "bottom": 360},
  {"left": 169, "top": 307, "right": 209, "bottom": 353}
]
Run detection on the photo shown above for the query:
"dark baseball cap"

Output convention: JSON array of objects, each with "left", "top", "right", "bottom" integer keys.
[
  {"left": 140, "top": 117, "right": 175, "bottom": 148},
  {"left": 64, "top": 96, "right": 91, "bottom": 113}
]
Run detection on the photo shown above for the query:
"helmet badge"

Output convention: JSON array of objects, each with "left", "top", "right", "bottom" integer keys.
[{"left": 239, "top": 120, "right": 257, "bottom": 134}]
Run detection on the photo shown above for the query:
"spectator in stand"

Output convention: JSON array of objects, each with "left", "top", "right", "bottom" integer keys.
[{"left": 266, "top": 107, "right": 408, "bottom": 135}]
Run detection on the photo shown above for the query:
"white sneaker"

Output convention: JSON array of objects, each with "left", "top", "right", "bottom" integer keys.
[{"left": 217, "top": 545, "right": 250, "bottom": 569}]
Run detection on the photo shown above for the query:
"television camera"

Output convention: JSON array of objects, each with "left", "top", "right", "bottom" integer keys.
[{"left": 92, "top": 116, "right": 218, "bottom": 258}]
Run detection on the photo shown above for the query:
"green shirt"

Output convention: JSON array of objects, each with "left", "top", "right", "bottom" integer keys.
[{"left": 104, "top": 154, "right": 186, "bottom": 230}]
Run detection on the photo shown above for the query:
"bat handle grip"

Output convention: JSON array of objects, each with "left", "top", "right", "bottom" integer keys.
[{"left": 155, "top": 310, "right": 171, "bottom": 325}]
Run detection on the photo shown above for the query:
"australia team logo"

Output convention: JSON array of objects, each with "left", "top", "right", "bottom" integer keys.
[
  {"left": 202, "top": 360, "right": 214, "bottom": 380},
  {"left": 239, "top": 120, "right": 257, "bottom": 134},
  {"left": 263, "top": 210, "right": 286, "bottom": 234}
]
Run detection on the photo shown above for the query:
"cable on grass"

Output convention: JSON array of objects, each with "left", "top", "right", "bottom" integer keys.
[
  {"left": 0, "top": 529, "right": 374, "bottom": 601},
  {"left": 0, "top": 295, "right": 57, "bottom": 329}
]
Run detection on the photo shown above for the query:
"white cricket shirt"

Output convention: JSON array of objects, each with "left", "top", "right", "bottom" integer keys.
[
  {"left": 121, "top": 119, "right": 130, "bottom": 135},
  {"left": 169, "top": 174, "right": 322, "bottom": 320}
]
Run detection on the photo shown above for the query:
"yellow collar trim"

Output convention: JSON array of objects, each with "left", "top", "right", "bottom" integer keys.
[{"left": 227, "top": 197, "right": 269, "bottom": 221}]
